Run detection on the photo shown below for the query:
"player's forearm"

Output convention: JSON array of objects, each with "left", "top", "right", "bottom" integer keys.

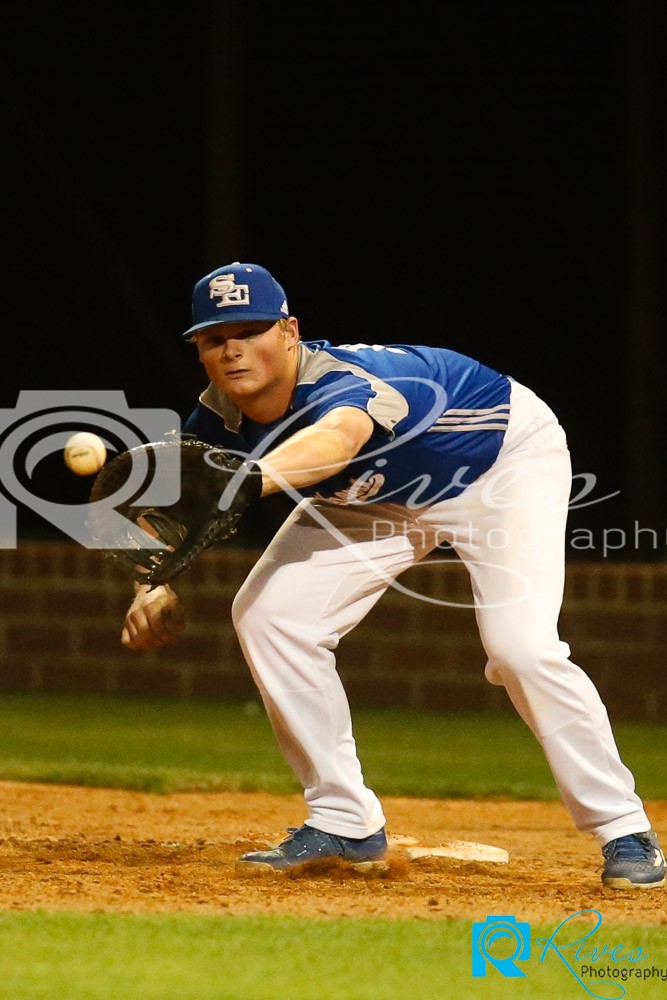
[{"left": 256, "top": 426, "right": 358, "bottom": 494}]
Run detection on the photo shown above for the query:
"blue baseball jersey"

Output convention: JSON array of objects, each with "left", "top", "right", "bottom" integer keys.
[{"left": 183, "top": 340, "right": 512, "bottom": 508}]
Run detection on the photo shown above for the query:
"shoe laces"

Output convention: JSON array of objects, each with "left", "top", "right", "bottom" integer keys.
[
  {"left": 282, "top": 825, "right": 344, "bottom": 852},
  {"left": 282, "top": 825, "right": 325, "bottom": 845},
  {"left": 602, "top": 833, "right": 654, "bottom": 862}
]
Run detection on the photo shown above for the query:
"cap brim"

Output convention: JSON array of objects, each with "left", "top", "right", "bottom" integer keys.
[{"left": 182, "top": 313, "right": 286, "bottom": 339}]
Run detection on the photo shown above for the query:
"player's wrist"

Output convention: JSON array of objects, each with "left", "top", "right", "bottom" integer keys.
[{"left": 237, "top": 460, "right": 264, "bottom": 503}]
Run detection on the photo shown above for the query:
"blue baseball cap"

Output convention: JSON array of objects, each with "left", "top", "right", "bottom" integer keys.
[{"left": 182, "top": 262, "right": 289, "bottom": 339}]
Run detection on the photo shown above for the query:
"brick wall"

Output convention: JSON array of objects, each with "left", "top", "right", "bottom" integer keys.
[{"left": 0, "top": 540, "right": 666, "bottom": 720}]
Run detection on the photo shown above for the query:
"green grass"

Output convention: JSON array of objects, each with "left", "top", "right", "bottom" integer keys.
[
  {"left": 0, "top": 692, "right": 665, "bottom": 799},
  {"left": 0, "top": 911, "right": 665, "bottom": 1000}
]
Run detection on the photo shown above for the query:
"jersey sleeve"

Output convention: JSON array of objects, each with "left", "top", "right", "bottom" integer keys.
[{"left": 295, "top": 370, "right": 406, "bottom": 436}]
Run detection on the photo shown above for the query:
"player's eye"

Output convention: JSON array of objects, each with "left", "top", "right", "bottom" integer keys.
[
  {"left": 198, "top": 322, "right": 273, "bottom": 350},
  {"left": 197, "top": 333, "right": 225, "bottom": 351},
  {"left": 238, "top": 323, "right": 274, "bottom": 339}
]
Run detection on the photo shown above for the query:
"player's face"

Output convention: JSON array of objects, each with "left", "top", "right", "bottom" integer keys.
[{"left": 194, "top": 319, "right": 300, "bottom": 403}]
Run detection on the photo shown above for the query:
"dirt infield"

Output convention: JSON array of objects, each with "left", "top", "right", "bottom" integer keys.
[{"left": 0, "top": 782, "right": 666, "bottom": 925}]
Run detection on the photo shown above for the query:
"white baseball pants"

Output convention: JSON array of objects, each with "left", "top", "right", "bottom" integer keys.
[{"left": 232, "top": 380, "right": 650, "bottom": 847}]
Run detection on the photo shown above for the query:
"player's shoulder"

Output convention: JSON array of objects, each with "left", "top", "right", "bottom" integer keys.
[
  {"left": 298, "top": 339, "right": 415, "bottom": 370},
  {"left": 296, "top": 340, "right": 397, "bottom": 389},
  {"left": 301, "top": 339, "right": 411, "bottom": 356}
]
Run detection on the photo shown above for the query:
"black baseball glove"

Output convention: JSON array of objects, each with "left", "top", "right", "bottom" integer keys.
[{"left": 88, "top": 438, "right": 262, "bottom": 587}]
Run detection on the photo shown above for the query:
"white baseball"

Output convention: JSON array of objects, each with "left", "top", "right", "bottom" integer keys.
[{"left": 64, "top": 432, "right": 107, "bottom": 476}]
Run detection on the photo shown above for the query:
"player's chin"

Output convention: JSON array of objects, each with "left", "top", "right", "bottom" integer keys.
[{"left": 220, "top": 374, "right": 260, "bottom": 395}]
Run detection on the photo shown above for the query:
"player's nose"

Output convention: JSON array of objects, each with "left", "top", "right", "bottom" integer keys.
[{"left": 222, "top": 338, "right": 243, "bottom": 357}]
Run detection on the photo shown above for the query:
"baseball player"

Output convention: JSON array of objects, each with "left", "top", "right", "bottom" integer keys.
[{"left": 122, "top": 262, "right": 664, "bottom": 887}]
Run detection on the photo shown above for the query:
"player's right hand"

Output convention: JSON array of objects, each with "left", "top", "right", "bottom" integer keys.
[{"left": 121, "top": 583, "right": 185, "bottom": 650}]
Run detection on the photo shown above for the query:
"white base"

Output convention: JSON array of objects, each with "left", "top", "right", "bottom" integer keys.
[{"left": 388, "top": 834, "right": 509, "bottom": 864}]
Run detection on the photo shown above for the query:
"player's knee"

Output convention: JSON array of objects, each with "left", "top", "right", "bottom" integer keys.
[
  {"left": 484, "top": 635, "right": 572, "bottom": 686},
  {"left": 231, "top": 583, "right": 285, "bottom": 639},
  {"left": 483, "top": 637, "right": 546, "bottom": 681}
]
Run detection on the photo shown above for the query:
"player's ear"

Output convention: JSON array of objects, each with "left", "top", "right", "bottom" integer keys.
[{"left": 281, "top": 317, "right": 300, "bottom": 347}]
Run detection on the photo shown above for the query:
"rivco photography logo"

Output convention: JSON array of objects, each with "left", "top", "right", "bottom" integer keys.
[
  {"left": 472, "top": 915, "right": 531, "bottom": 977},
  {"left": 471, "top": 910, "right": 666, "bottom": 998},
  {"left": 0, "top": 390, "right": 181, "bottom": 548}
]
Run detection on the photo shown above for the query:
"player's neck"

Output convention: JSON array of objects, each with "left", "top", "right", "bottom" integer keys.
[{"left": 234, "top": 386, "right": 294, "bottom": 423}]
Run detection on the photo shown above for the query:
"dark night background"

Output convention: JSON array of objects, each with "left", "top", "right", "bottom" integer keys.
[{"left": 1, "top": 2, "right": 664, "bottom": 556}]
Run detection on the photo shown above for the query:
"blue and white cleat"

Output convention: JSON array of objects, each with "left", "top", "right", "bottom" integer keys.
[
  {"left": 236, "top": 823, "right": 388, "bottom": 873},
  {"left": 601, "top": 831, "right": 666, "bottom": 889}
]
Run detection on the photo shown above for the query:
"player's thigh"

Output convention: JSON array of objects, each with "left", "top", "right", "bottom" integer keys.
[
  {"left": 458, "top": 446, "right": 572, "bottom": 659},
  {"left": 233, "top": 501, "right": 424, "bottom": 630},
  {"left": 418, "top": 424, "right": 571, "bottom": 629}
]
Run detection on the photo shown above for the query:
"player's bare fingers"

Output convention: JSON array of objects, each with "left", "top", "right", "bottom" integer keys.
[
  {"left": 122, "top": 610, "right": 166, "bottom": 650},
  {"left": 123, "top": 627, "right": 170, "bottom": 651},
  {"left": 143, "top": 603, "right": 178, "bottom": 643},
  {"left": 121, "top": 619, "right": 143, "bottom": 650},
  {"left": 162, "top": 603, "right": 186, "bottom": 638},
  {"left": 120, "top": 585, "right": 184, "bottom": 650}
]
